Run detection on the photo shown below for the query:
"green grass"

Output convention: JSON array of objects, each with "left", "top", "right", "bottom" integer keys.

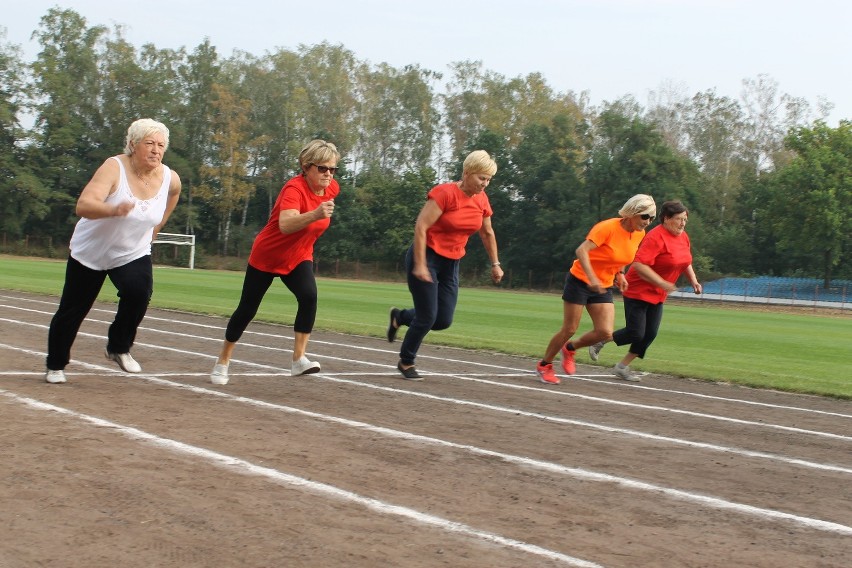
[{"left": 2, "top": 255, "right": 851, "bottom": 398}]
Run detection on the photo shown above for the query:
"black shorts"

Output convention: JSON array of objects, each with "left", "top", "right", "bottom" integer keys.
[{"left": 562, "top": 274, "right": 614, "bottom": 305}]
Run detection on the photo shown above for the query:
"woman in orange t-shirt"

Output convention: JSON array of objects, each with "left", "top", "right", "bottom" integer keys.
[
  {"left": 386, "top": 150, "right": 504, "bottom": 380},
  {"left": 209, "top": 139, "right": 340, "bottom": 386},
  {"left": 536, "top": 194, "right": 656, "bottom": 385}
]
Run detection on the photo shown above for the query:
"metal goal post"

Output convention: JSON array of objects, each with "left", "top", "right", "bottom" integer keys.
[{"left": 153, "top": 233, "right": 196, "bottom": 269}]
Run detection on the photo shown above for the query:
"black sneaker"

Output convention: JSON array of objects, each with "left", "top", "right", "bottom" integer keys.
[
  {"left": 397, "top": 361, "right": 422, "bottom": 381},
  {"left": 387, "top": 307, "right": 401, "bottom": 342}
]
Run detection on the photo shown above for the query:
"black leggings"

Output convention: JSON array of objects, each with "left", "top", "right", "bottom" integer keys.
[
  {"left": 225, "top": 261, "right": 317, "bottom": 342},
  {"left": 611, "top": 297, "right": 664, "bottom": 359}
]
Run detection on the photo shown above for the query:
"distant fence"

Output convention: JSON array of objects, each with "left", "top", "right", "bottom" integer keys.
[{"left": 670, "top": 276, "right": 851, "bottom": 310}]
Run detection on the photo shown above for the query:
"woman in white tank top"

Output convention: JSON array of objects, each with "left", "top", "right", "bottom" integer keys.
[{"left": 45, "top": 118, "right": 182, "bottom": 384}]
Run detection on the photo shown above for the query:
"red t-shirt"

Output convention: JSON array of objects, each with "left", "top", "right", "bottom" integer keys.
[
  {"left": 426, "top": 182, "right": 493, "bottom": 260},
  {"left": 569, "top": 217, "right": 644, "bottom": 287},
  {"left": 248, "top": 175, "right": 340, "bottom": 275},
  {"left": 623, "top": 224, "right": 693, "bottom": 304}
]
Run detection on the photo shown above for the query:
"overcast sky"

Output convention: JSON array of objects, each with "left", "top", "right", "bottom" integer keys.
[{"left": 4, "top": 0, "right": 850, "bottom": 125}]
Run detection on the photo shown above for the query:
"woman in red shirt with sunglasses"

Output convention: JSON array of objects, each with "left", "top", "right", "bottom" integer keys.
[{"left": 210, "top": 139, "right": 340, "bottom": 385}]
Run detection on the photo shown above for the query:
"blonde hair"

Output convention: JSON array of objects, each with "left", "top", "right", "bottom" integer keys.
[
  {"left": 618, "top": 194, "right": 656, "bottom": 218},
  {"left": 462, "top": 150, "right": 497, "bottom": 176},
  {"left": 124, "top": 118, "right": 170, "bottom": 154},
  {"left": 299, "top": 139, "right": 341, "bottom": 171}
]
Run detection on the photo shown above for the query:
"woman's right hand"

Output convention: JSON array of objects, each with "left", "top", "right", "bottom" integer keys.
[
  {"left": 316, "top": 199, "right": 335, "bottom": 219},
  {"left": 412, "top": 265, "right": 433, "bottom": 282}
]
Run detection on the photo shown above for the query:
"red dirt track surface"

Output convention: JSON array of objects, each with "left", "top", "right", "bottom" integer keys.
[{"left": 1, "top": 290, "right": 850, "bottom": 567}]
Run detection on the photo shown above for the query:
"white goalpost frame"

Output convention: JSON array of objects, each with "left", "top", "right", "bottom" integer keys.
[{"left": 152, "top": 232, "right": 196, "bottom": 269}]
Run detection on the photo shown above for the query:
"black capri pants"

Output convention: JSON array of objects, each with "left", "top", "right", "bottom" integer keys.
[{"left": 225, "top": 261, "right": 317, "bottom": 343}]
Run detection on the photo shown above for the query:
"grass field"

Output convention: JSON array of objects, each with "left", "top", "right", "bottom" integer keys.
[{"left": 2, "top": 255, "right": 850, "bottom": 398}]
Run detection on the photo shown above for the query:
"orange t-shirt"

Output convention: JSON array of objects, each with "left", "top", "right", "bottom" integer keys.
[
  {"left": 248, "top": 175, "right": 340, "bottom": 275},
  {"left": 569, "top": 217, "right": 644, "bottom": 287},
  {"left": 425, "top": 182, "right": 493, "bottom": 260}
]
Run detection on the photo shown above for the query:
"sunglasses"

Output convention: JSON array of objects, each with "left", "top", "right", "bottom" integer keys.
[
  {"left": 639, "top": 213, "right": 655, "bottom": 221},
  {"left": 311, "top": 164, "right": 338, "bottom": 175}
]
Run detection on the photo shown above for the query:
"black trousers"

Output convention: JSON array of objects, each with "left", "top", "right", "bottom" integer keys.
[
  {"left": 397, "top": 246, "right": 459, "bottom": 366},
  {"left": 46, "top": 255, "right": 153, "bottom": 370}
]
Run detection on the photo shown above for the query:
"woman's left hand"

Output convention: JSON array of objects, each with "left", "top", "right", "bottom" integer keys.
[
  {"left": 615, "top": 273, "right": 628, "bottom": 293},
  {"left": 491, "top": 265, "right": 503, "bottom": 284}
]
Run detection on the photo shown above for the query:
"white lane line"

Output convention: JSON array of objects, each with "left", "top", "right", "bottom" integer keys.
[
  {"left": 2, "top": 337, "right": 851, "bottom": 476},
  {"left": 5, "top": 311, "right": 852, "bottom": 441},
  {"left": 3, "top": 369, "right": 852, "bottom": 537},
  {"left": 3, "top": 297, "right": 851, "bottom": 421},
  {"left": 0, "top": 389, "right": 602, "bottom": 568}
]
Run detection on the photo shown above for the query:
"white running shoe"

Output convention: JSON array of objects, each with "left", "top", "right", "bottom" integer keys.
[
  {"left": 45, "top": 369, "right": 67, "bottom": 384},
  {"left": 614, "top": 363, "right": 641, "bottom": 382},
  {"left": 211, "top": 363, "right": 229, "bottom": 385},
  {"left": 291, "top": 356, "right": 321, "bottom": 376},
  {"left": 106, "top": 350, "right": 142, "bottom": 373},
  {"left": 588, "top": 341, "right": 605, "bottom": 361}
]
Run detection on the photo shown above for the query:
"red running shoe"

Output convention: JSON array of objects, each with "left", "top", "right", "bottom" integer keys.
[
  {"left": 536, "top": 361, "right": 560, "bottom": 385},
  {"left": 560, "top": 344, "right": 576, "bottom": 375}
]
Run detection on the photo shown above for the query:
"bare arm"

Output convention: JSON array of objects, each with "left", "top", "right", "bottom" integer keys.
[
  {"left": 684, "top": 264, "right": 702, "bottom": 294},
  {"left": 477, "top": 216, "right": 503, "bottom": 283},
  {"left": 411, "top": 199, "right": 443, "bottom": 282},
  {"left": 152, "top": 170, "right": 183, "bottom": 241},
  {"left": 632, "top": 261, "right": 677, "bottom": 292},
  {"left": 75, "top": 158, "right": 134, "bottom": 219},
  {"left": 278, "top": 199, "right": 335, "bottom": 234},
  {"left": 575, "top": 239, "right": 606, "bottom": 293}
]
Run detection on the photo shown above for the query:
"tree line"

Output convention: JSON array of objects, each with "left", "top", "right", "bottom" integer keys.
[{"left": 1, "top": 8, "right": 849, "bottom": 287}]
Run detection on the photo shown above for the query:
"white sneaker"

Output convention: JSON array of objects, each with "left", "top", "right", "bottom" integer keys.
[
  {"left": 45, "top": 369, "right": 67, "bottom": 384},
  {"left": 106, "top": 350, "right": 142, "bottom": 373},
  {"left": 210, "top": 363, "right": 229, "bottom": 385},
  {"left": 291, "top": 356, "right": 320, "bottom": 376},
  {"left": 589, "top": 341, "right": 605, "bottom": 361},
  {"left": 614, "top": 363, "right": 641, "bottom": 382}
]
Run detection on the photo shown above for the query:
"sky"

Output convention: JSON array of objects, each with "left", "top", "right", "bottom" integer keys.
[{"left": 3, "top": 0, "right": 850, "bottom": 125}]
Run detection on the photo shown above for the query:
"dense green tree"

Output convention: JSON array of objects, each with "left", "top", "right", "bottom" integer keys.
[
  {"left": 232, "top": 48, "right": 305, "bottom": 220},
  {"left": 587, "top": 101, "right": 699, "bottom": 218},
  {"left": 354, "top": 63, "right": 439, "bottom": 174},
  {"left": 194, "top": 83, "right": 256, "bottom": 255},
  {"left": 499, "top": 120, "right": 587, "bottom": 286},
  {"left": 296, "top": 42, "right": 361, "bottom": 152},
  {"left": 766, "top": 121, "right": 851, "bottom": 285},
  {"left": 678, "top": 90, "right": 748, "bottom": 227},
  {"left": 0, "top": 30, "right": 53, "bottom": 238},
  {"left": 175, "top": 39, "right": 221, "bottom": 238},
  {"left": 29, "top": 8, "right": 108, "bottom": 238},
  {"left": 3, "top": 7, "right": 849, "bottom": 285}
]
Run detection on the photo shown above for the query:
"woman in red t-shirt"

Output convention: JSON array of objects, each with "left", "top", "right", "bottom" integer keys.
[
  {"left": 209, "top": 139, "right": 340, "bottom": 385},
  {"left": 536, "top": 194, "right": 656, "bottom": 385},
  {"left": 386, "top": 150, "right": 504, "bottom": 380},
  {"left": 588, "top": 200, "right": 702, "bottom": 381}
]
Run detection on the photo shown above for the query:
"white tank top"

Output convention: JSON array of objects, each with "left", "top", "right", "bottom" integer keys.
[{"left": 70, "top": 156, "right": 172, "bottom": 270}]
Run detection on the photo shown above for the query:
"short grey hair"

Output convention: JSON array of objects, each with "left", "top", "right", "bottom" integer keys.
[
  {"left": 618, "top": 194, "right": 656, "bottom": 218},
  {"left": 124, "top": 118, "right": 170, "bottom": 155}
]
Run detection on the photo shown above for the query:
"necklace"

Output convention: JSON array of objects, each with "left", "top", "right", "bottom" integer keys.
[
  {"left": 129, "top": 160, "right": 161, "bottom": 212},
  {"left": 132, "top": 161, "right": 156, "bottom": 188}
]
